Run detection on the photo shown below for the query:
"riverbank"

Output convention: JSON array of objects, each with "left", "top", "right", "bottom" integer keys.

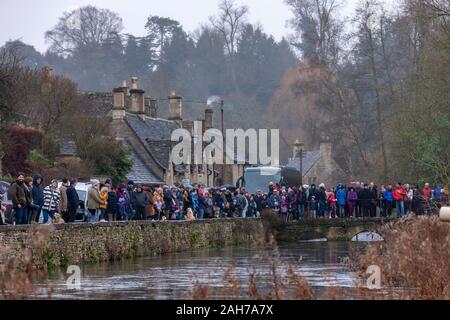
[{"left": 0, "top": 219, "right": 264, "bottom": 271}]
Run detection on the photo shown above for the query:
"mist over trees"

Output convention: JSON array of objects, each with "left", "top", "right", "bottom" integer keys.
[
  {"left": 268, "top": 0, "right": 449, "bottom": 184},
  {"left": 1, "top": 0, "right": 449, "bottom": 184},
  {"left": 2, "top": 2, "right": 297, "bottom": 128}
]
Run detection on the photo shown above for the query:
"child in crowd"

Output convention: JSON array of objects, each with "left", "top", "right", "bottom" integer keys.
[
  {"left": 309, "top": 196, "right": 317, "bottom": 219},
  {"left": 99, "top": 186, "right": 109, "bottom": 222},
  {"left": 186, "top": 208, "right": 196, "bottom": 221}
]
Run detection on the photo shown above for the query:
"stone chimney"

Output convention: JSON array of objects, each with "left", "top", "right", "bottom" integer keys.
[
  {"left": 145, "top": 97, "right": 158, "bottom": 118},
  {"left": 112, "top": 85, "right": 127, "bottom": 120},
  {"left": 293, "top": 139, "right": 304, "bottom": 158},
  {"left": 168, "top": 91, "right": 182, "bottom": 126},
  {"left": 182, "top": 120, "right": 194, "bottom": 136},
  {"left": 319, "top": 135, "right": 332, "bottom": 161},
  {"left": 129, "top": 77, "right": 145, "bottom": 118},
  {"left": 131, "top": 77, "right": 138, "bottom": 90},
  {"left": 204, "top": 105, "right": 213, "bottom": 131}
]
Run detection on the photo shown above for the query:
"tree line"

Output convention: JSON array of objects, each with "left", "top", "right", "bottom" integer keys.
[
  {"left": 268, "top": 0, "right": 449, "bottom": 184},
  {"left": 2, "top": 1, "right": 297, "bottom": 128}
]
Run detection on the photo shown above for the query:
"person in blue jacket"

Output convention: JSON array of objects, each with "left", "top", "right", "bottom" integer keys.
[
  {"left": 335, "top": 185, "right": 347, "bottom": 217},
  {"left": 383, "top": 185, "right": 394, "bottom": 217}
]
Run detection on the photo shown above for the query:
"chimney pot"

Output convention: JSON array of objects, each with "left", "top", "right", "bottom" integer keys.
[{"left": 131, "top": 77, "right": 138, "bottom": 90}]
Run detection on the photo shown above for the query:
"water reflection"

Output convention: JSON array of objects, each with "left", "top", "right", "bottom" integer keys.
[{"left": 36, "top": 242, "right": 367, "bottom": 300}]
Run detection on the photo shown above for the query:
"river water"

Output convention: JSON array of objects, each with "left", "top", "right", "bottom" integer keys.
[{"left": 35, "top": 241, "right": 370, "bottom": 300}]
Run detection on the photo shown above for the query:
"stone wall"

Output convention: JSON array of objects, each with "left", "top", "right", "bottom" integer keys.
[{"left": 0, "top": 219, "right": 264, "bottom": 271}]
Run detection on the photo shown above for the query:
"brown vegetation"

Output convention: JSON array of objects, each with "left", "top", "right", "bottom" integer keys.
[{"left": 352, "top": 215, "right": 450, "bottom": 299}]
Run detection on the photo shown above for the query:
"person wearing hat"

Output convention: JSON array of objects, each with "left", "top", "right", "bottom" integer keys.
[
  {"left": 131, "top": 184, "right": 148, "bottom": 221},
  {"left": 87, "top": 180, "right": 106, "bottom": 222},
  {"left": 316, "top": 183, "right": 327, "bottom": 218}
]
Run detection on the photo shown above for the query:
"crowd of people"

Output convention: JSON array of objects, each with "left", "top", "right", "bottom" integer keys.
[{"left": 1, "top": 172, "right": 449, "bottom": 225}]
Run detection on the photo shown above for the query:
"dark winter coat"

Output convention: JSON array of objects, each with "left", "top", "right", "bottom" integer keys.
[
  {"left": 24, "top": 185, "right": 33, "bottom": 207},
  {"left": 106, "top": 191, "right": 118, "bottom": 214},
  {"left": 32, "top": 175, "right": 44, "bottom": 207},
  {"left": 316, "top": 188, "right": 327, "bottom": 202},
  {"left": 308, "top": 188, "right": 317, "bottom": 201},
  {"left": 359, "top": 188, "right": 373, "bottom": 207},
  {"left": 254, "top": 194, "right": 264, "bottom": 211},
  {"left": 132, "top": 190, "right": 148, "bottom": 208},
  {"left": 9, "top": 180, "right": 27, "bottom": 208},
  {"left": 66, "top": 185, "right": 80, "bottom": 210}
]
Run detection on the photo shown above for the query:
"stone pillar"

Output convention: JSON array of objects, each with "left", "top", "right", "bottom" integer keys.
[
  {"left": 112, "top": 86, "right": 127, "bottom": 120},
  {"left": 319, "top": 136, "right": 332, "bottom": 162},
  {"left": 129, "top": 77, "right": 145, "bottom": 117},
  {"left": 168, "top": 91, "right": 182, "bottom": 126}
]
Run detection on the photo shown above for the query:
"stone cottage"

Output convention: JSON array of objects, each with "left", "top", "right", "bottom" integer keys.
[
  {"left": 287, "top": 137, "right": 346, "bottom": 187},
  {"left": 58, "top": 76, "right": 246, "bottom": 186}
]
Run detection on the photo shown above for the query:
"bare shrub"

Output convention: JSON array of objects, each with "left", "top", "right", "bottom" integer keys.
[{"left": 353, "top": 214, "right": 450, "bottom": 299}]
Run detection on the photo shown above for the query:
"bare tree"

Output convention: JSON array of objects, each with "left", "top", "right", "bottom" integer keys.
[
  {"left": 210, "top": 0, "right": 249, "bottom": 90},
  {"left": 45, "top": 5, "right": 123, "bottom": 55},
  {"left": 350, "top": 0, "right": 392, "bottom": 180},
  {"left": 210, "top": 0, "right": 248, "bottom": 55},
  {"left": 0, "top": 44, "right": 22, "bottom": 114},
  {"left": 423, "top": 0, "right": 450, "bottom": 18}
]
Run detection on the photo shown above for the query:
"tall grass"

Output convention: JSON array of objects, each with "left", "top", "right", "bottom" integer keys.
[{"left": 351, "top": 214, "right": 450, "bottom": 299}]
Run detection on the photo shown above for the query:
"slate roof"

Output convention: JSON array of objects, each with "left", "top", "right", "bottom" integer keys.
[
  {"left": 124, "top": 114, "right": 180, "bottom": 171},
  {"left": 124, "top": 139, "right": 164, "bottom": 185},
  {"left": 80, "top": 92, "right": 113, "bottom": 116},
  {"left": 287, "top": 150, "right": 321, "bottom": 176},
  {"left": 125, "top": 114, "right": 178, "bottom": 141},
  {"left": 146, "top": 140, "right": 173, "bottom": 171}
]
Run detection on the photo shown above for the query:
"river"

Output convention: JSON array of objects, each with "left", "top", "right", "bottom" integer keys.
[{"left": 33, "top": 241, "right": 371, "bottom": 300}]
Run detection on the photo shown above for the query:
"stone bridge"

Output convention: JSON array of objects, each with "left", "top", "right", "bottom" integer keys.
[{"left": 274, "top": 218, "right": 396, "bottom": 242}]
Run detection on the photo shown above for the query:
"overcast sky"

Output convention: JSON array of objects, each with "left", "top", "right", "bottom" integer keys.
[{"left": 1, "top": 0, "right": 395, "bottom": 53}]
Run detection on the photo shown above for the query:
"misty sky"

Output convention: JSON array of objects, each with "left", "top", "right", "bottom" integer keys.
[{"left": 1, "top": 0, "right": 395, "bottom": 53}]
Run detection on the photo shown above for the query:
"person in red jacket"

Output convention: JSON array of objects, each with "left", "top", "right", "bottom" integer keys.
[
  {"left": 393, "top": 183, "right": 407, "bottom": 217},
  {"left": 422, "top": 183, "right": 432, "bottom": 201}
]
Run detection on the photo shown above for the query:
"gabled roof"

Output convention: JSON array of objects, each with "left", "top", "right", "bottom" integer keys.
[
  {"left": 287, "top": 150, "right": 321, "bottom": 176},
  {"left": 124, "top": 114, "right": 179, "bottom": 171},
  {"left": 124, "top": 139, "right": 164, "bottom": 185},
  {"left": 146, "top": 140, "right": 173, "bottom": 171}
]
